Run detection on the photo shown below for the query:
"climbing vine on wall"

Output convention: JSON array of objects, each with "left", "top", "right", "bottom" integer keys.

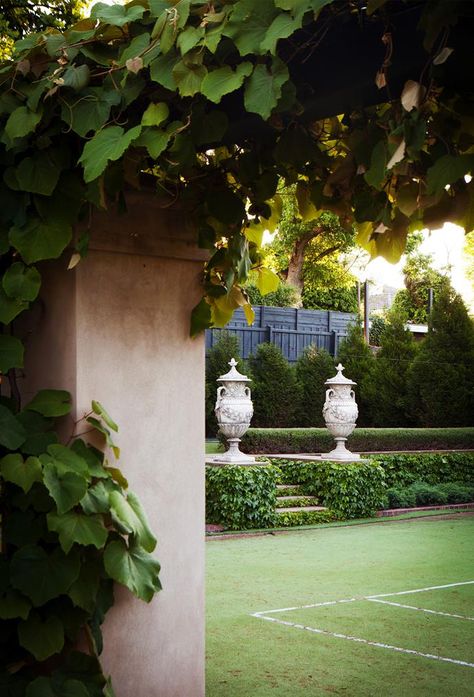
[{"left": 0, "top": 0, "right": 472, "bottom": 340}]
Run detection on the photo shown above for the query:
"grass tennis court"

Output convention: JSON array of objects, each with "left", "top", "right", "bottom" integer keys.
[{"left": 206, "top": 516, "right": 474, "bottom": 696}]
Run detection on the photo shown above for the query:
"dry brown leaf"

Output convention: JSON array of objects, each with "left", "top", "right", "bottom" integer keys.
[
  {"left": 375, "top": 70, "right": 387, "bottom": 89},
  {"left": 387, "top": 139, "right": 406, "bottom": 170},
  {"left": 401, "top": 80, "right": 426, "bottom": 111},
  {"left": 67, "top": 253, "right": 81, "bottom": 270},
  {"left": 433, "top": 47, "right": 454, "bottom": 66},
  {"left": 126, "top": 56, "right": 143, "bottom": 74}
]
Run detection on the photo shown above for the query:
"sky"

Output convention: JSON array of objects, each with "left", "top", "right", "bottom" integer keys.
[{"left": 360, "top": 224, "right": 473, "bottom": 310}]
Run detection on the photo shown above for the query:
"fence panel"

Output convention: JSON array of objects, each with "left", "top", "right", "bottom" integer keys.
[{"left": 205, "top": 305, "right": 356, "bottom": 362}]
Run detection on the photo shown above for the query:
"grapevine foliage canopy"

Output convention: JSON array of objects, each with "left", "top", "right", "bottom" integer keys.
[{"left": 0, "top": 0, "right": 473, "bottom": 346}]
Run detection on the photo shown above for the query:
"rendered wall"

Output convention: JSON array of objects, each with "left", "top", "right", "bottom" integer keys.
[{"left": 18, "top": 198, "right": 206, "bottom": 697}]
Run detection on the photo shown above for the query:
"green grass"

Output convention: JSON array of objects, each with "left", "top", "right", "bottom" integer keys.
[
  {"left": 206, "top": 440, "right": 223, "bottom": 454},
  {"left": 206, "top": 516, "right": 474, "bottom": 696}
]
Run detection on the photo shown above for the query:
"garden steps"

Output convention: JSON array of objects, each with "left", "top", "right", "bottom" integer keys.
[
  {"left": 275, "top": 495, "right": 321, "bottom": 509},
  {"left": 276, "top": 505, "right": 328, "bottom": 513}
]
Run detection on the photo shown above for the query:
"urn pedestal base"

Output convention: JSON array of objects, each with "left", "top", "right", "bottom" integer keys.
[
  {"left": 323, "top": 437, "right": 361, "bottom": 462},
  {"left": 209, "top": 438, "right": 257, "bottom": 466}
]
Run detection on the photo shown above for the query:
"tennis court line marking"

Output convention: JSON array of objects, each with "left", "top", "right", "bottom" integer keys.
[
  {"left": 251, "top": 580, "right": 474, "bottom": 669},
  {"left": 254, "top": 580, "right": 474, "bottom": 616},
  {"left": 367, "top": 598, "right": 474, "bottom": 621}
]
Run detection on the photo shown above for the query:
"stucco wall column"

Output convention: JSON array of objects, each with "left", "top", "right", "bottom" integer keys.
[{"left": 18, "top": 197, "right": 206, "bottom": 697}]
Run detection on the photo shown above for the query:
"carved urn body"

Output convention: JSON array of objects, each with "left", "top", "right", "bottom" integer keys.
[
  {"left": 213, "top": 358, "right": 256, "bottom": 465},
  {"left": 322, "top": 363, "right": 360, "bottom": 461}
]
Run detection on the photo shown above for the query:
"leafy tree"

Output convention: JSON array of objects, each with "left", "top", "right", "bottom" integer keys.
[
  {"left": 244, "top": 280, "right": 298, "bottom": 307},
  {"left": 268, "top": 188, "right": 356, "bottom": 306},
  {"left": 205, "top": 332, "right": 241, "bottom": 436},
  {"left": 392, "top": 234, "right": 452, "bottom": 323},
  {"left": 365, "top": 309, "right": 418, "bottom": 426},
  {"left": 295, "top": 345, "right": 335, "bottom": 426},
  {"left": 248, "top": 343, "right": 301, "bottom": 427},
  {"left": 407, "top": 283, "right": 474, "bottom": 426},
  {"left": 337, "top": 321, "right": 375, "bottom": 426},
  {"left": 302, "top": 285, "right": 358, "bottom": 313},
  {"left": 0, "top": 1, "right": 86, "bottom": 58}
]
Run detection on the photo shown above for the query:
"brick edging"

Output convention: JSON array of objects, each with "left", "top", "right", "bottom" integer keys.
[{"left": 377, "top": 502, "right": 474, "bottom": 517}]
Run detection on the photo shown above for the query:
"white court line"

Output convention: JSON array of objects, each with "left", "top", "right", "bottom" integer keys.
[
  {"left": 254, "top": 613, "right": 474, "bottom": 669},
  {"left": 253, "top": 598, "right": 357, "bottom": 616},
  {"left": 367, "top": 598, "right": 474, "bottom": 621},
  {"left": 367, "top": 580, "right": 474, "bottom": 599},
  {"left": 251, "top": 580, "right": 474, "bottom": 669}
]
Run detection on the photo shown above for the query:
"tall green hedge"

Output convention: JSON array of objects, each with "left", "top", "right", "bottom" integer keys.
[{"left": 247, "top": 343, "right": 301, "bottom": 427}]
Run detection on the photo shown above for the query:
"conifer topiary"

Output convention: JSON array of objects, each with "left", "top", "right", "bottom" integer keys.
[
  {"left": 205, "top": 332, "right": 241, "bottom": 436},
  {"left": 295, "top": 345, "right": 335, "bottom": 426},
  {"left": 248, "top": 343, "right": 302, "bottom": 427},
  {"left": 365, "top": 309, "right": 417, "bottom": 426},
  {"left": 407, "top": 283, "right": 474, "bottom": 426},
  {"left": 337, "top": 320, "right": 375, "bottom": 426}
]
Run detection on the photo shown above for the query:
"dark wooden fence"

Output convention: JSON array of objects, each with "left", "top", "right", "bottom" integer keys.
[{"left": 205, "top": 306, "right": 357, "bottom": 362}]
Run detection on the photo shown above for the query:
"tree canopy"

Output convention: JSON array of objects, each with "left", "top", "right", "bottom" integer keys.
[{"left": 0, "top": 0, "right": 473, "bottom": 354}]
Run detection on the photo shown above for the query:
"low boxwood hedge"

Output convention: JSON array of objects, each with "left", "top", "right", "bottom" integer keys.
[
  {"left": 386, "top": 481, "right": 474, "bottom": 508},
  {"left": 238, "top": 427, "right": 474, "bottom": 454}
]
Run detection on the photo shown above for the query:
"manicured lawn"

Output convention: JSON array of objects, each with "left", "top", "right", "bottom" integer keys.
[
  {"left": 206, "top": 440, "right": 223, "bottom": 454},
  {"left": 206, "top": 516, "right": 474, "bottom": 696}
]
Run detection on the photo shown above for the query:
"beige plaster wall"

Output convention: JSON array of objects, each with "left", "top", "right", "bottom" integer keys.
[{"left": 18, "top": 202, "right": 206, "bottom": 697}]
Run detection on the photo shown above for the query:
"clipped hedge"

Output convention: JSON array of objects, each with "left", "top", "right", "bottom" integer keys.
[
  {"left": 386, "top": 481, "right": 474, "bottom": 508},
  {"left": 373, "top": 452, "right": 474, "bottom": 488},
  {"left": 239, "top": 427, "right": 474, "bottom": 454},
  {"left": 206, "top": 463, "right": 277, "bottom": 530},
  {"left": 271, "top": 459, "right": 387, "bottom": 519}
]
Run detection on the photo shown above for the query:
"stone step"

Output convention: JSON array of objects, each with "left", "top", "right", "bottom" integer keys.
[
  {"left": 276, "top": 505, "right": 328, "bottom": 513},
  {"left": 276, "top": 496, "right": 320, "bottom": 509},
  {"left": 276, "top": 484, "right": 301, "bottom": 489}
]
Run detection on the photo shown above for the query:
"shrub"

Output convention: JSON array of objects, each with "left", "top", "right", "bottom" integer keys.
[
  {"left": 407, "top": 284, "right": 474, "bottom": 426},
  {"left": 364, "top": 310, "right": 418, "bottom": 427},
  {"left": 247, "top": 343, "right": 302, "bottom": 427},
  {"left": 271, "top": 459, "right": 387, "bottom": 519},
  {"left": 386, "top": 487, "right": 417, "bottom": 509},
  {"left": 336, "top": 320, "right": 375, "bottom": 425},
  {"left": 369, "top": 315, "right": 387, "bottom": 346},
  {"left": 206, "top": 332, "right": 241, "bottom": 436},
  {"left": 385, "top": 480, "right": 474, "bottom": 508},
  {"left": 437, "top": 482, "right": 474, "bottom": 503},
  {"left": 295, "top": 345, "right": 335, "bottom": 426},
  {"left": 206, "top": 464, "right": 277, "bottom": 530},
  {"left": 407, "top": 482, "right": 448, "bottom": 506},
  {"left": 240, "top": 427, "right": 474, "bottom": 454}
]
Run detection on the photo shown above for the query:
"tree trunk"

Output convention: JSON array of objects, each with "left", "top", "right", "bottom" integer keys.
[{"left": 286, "top": 233, "right": 314, "bottom": 307}]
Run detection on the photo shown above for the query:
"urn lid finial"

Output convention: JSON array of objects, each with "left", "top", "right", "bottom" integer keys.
[
  {"left": 325, "top": 362, "right": 357, "bottom": 386},
  {"left": 217, "top": 357, "right": 251, "bottom": 382}
]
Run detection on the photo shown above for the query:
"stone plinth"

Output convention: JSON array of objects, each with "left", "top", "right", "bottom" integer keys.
[{"left": 17, "top": 194, "right": 206, "bottom": 697}]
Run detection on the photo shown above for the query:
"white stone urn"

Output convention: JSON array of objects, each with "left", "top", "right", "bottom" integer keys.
[
  {"left": 322, "top": 363, "right": 360, "bottom": 461},
  {"left": 213, "top": 358, "right": 256, "bottom": 465}
]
